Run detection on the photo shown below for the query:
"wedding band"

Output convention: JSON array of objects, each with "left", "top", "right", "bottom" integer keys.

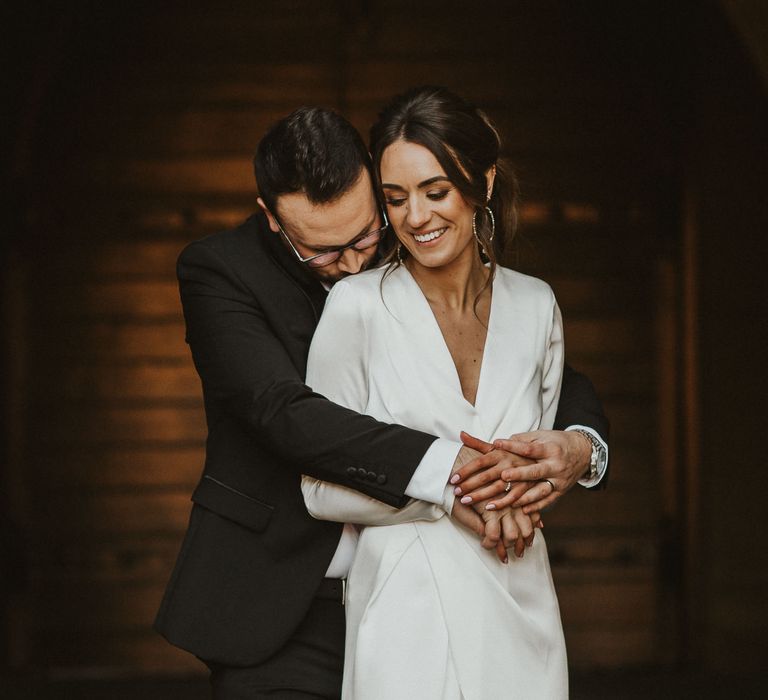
[
  {"left": 504, "top": 481, "right": 512, "bottom": 493},
  {"left": 543, "top": 479, "right": 555, "bottom": 493}
]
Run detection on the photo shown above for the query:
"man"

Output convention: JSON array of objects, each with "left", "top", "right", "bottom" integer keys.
[{"left": 155, "top": 107, "right": 608, "bottom": 699}]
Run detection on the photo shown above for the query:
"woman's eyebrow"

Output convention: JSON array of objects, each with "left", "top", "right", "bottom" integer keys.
[{"left": 381, "top": 175, "right": 451, "bottom": 190}]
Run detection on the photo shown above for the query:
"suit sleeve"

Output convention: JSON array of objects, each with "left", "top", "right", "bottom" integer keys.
[
  {"left": 178, "top": 241, "right": 436, "bottom": 507},
  {"left": 555, "top": 364, "right": 610, "bottom": 443},
  {"left": 301, "top": 280, "right": 449, "bottom": 525},
  {"left": 553, "top": 323, "right": 610, "bottom": 489}
]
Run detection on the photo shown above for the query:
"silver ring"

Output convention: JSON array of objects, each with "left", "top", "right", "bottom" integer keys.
[
  {"left": 504, "top": 481, "right": 512, "bottom": 493},
  {"left": 542, "top": 479, "right": 555, "bottom": 493}
]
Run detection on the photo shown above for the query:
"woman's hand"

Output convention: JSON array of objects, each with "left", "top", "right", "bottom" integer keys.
[
  {"left": 476, "top": 503, "right": 542, "bottom": 560},
  {"left": 450, "top": 431, "right": 538, "bottom": 506}
]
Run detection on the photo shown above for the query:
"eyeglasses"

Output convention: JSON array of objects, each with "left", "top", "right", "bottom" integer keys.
[{"left": 275, "top": 209, "right": 390, "bottom": 268}]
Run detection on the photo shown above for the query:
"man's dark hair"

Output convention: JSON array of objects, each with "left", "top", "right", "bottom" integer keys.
[{"left": 254, "top": 107, "right": 373, "bottom": 216}]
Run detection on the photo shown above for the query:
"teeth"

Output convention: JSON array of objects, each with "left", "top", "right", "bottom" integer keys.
[{"left": 413, "top": 228, "right": 446, "bottom": 243}]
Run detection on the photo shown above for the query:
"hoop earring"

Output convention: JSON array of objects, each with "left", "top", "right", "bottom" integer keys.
[
  {"left": 485, "top": 206, "right": 495, "bottom": 241},
  {"left": 472, "top": 210, "right": 487, "bottom": 257}
]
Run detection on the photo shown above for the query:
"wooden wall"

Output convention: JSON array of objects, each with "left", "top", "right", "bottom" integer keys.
[
  {"left": 6, "top": 0, "right": 757, "bottom": 675},
  {"left": 686, "top": 8, "right": 768, "bottom": 671}
]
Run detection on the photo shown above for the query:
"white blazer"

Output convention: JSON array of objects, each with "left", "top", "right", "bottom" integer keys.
[{"left": 302, "top": 264, "right": 568, "bottom": 700}]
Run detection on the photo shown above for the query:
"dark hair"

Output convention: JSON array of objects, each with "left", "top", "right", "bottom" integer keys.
[
  {"left": 369, "top": 86, "right": 519, "bottom": 277},
  {"left": 254, "top": 107, "right": 373, "bottom": 215}
]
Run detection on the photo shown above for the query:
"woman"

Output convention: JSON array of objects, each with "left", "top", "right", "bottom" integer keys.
[{"left": 301, "top": 86, "right": 567, "bottom": 699}]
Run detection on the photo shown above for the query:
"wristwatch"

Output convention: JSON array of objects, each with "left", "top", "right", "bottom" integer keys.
[{"left": 572, "top": 429, "right": 607, "bottom": 482}]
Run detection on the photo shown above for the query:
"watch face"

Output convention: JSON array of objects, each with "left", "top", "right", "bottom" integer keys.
[{"left": 596, "top": 446, "right": 607, "bottom": 469}]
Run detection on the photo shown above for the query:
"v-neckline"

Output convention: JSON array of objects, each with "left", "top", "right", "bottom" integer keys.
[{"left": 397, "top": 264, "right": 497, "bottom": 410}]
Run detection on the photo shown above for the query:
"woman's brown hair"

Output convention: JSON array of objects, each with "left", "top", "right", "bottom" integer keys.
[{"left": 370, "top": 85, "right": 519, "bottom": 280}]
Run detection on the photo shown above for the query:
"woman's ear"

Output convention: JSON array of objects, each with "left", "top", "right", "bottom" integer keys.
[
  {"left": 485, "top": 165, "right": 497, "bottom": 203},
  {"left": 257, "top": 197, "right": 280, "bottom": 233}
]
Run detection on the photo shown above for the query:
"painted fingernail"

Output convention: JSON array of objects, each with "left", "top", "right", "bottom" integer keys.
[
  {"left": 460, "top": 496, "right": 472, "bottom": 504},
  {"left": 485, "top": 503, "right": 496, "bottom": 510},
  {"left": 450, "top": 474, "right": 461, "bottom": 484},
  {"left": 453, "top": 486, "right": 462, "bottom": 495}
]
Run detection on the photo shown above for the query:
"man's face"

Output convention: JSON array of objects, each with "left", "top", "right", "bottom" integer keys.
[{"left": 259, "top": 169, "right": 382, "bottom": 284}]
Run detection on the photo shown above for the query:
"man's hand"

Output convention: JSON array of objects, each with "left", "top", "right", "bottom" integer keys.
[
  {"left": 448, "top": 441, "right": 544, "bottom": 560},
  {"left": 451, "top": 430, "right": 592, "bottom": 514},
  {"left": 450, "top": 432, "right": 537, "bottom": 505}
]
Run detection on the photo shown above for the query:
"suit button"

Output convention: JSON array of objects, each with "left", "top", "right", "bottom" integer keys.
[
  {"left": 376, "top": 474, "right": 387, "bottom": 485},
  {"left": 366, "top": 471, "right": 377, "bottom": 482},
  {"left": 346, "top": 467, "right": 357, "bottom": 477},
  {"left": 356, "top": 467, "right": 367, "bottom": 479}
]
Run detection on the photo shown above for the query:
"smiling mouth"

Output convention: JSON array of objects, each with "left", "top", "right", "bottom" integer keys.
[{"left": 413, "top": 227, "right": 446, "bottom": 244}]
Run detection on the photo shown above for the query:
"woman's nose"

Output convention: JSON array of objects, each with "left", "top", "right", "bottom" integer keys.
[{"left": 405, "top": 198, "right": 430, "bottom": 229}]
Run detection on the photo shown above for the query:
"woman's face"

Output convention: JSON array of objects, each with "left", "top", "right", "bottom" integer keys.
[{"left": 379, "top": 139, "right": 476, "bottom": 271}]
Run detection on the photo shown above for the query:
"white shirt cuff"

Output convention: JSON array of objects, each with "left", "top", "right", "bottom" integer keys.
[
  {"left": 567, "top": 424, "right": 608, "bottom": 487},
  {"left": 404, "top": 438, "right": 462, "bottom": 507}
]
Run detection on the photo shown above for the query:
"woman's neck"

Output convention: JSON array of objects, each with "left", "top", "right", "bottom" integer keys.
[{"left": 405, "top": 246, "right": 489, "bottom": 311}]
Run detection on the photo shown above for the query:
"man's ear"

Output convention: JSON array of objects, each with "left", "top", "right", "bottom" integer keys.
[{"left": 257, "top": 197, "right": 280, "bottom": 233}]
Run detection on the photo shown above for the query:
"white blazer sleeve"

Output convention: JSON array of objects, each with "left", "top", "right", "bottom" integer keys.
[
  {"left": 540, "top": 295, "right": 565, "bottom": 430},
  {"left": 302, "top": 478, "right": 448, "bottom": 525},
  {"left": 301, "top": 279, "right": 445, "bottom": 525}
]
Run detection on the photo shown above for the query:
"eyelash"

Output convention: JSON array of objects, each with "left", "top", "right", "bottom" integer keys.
[{"left": 385, "top": 190, "right": 451, "bottom": 207}]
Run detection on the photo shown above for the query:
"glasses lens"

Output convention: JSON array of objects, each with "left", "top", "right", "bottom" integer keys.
[
  {"left": 353, "top": 229, "right": 384, "bottom": 250},
  {"left": 305, "top": 225, "right": 385, "bottom": 267},
  {"left": 307, "top": 251, "right": 343, "bottom": 268}
]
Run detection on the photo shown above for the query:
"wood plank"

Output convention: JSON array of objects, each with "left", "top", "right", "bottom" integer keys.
[
  {"left": 564, "top": 625, "right": 656, "bottom": 667},
  {"left": 47, "top": 321, "right": 189, "bottom": 360},
  {"left": 598, "top": 398, "right": 657, "bottom": 444},
  {"left": 72, "top": 156, "right": 255, "bottom": 195},
  {"left": 36, "top": 627, "right": 204, "bottom": 673},
  {"left": 33, "top": 581, "right": 169, "bottom": 629},
  {"left": 30, "top": 534, "right": 187, "bottom": 583},
  {"left": 563, "top": 318, "right": 653, "bottom": 357},
  {"left": 564, "top": 358, "right": 654, "bottom": 398},
  {"left": 28, "top": 491, "right": 193, "bottom": 535},
  {"left": 558, "top": 580, "right": 657, "bottom": 626},
  {"left": 33, "top": 445, "right": 204, "bottom": 489},
  {"left": 48, "top": 363, "right": 201, "bottom": 402},
  {"left": 39, "top": 281, "right": 181, "bottom": 318},
  {"left": 548, "top": 533, "right": 656, "bottom": 567},
  {"left": 62, "top": 240, "right": 188, "bottom": 279},
  {"left": 548, "top": 275, "right": 654, "bottom": 316},
  {"left": 76, "top": 107, "right": 332, "bottom": 157},
  {"left": 37, "top": 406, "right": 206, "bottom": 444},
  {"left": 542, "top": 486, "right": 657, "bottom": 530},
  {"left": 515, "top": 228, "right": 659, "bottom": 275},
  {"left": 121, "top": 62, "right": 339, "bottom": 106}
]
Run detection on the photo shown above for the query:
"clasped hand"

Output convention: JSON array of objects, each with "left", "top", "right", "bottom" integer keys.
[{"left": 448, "top": 429, "right": 592, "bottom": 562}]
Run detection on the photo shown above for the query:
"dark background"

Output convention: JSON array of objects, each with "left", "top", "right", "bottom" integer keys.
[{"left": 2, "top": 1, "right": 767, "bottom": 697}]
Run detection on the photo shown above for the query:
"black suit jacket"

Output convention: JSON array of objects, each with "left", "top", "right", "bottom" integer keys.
[{"left": 154, "top": 213, "right": 609, "bottom": 666}]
